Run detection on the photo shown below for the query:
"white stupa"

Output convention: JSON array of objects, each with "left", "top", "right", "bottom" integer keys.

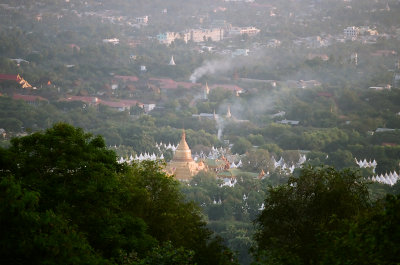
[{"left": 169, "top": 55, "right": 176, "bottom": 66}]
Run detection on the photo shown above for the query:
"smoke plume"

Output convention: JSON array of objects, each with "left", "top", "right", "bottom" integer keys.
[{"left": 190, "top": 58, "right": 235, "bottom": 83}]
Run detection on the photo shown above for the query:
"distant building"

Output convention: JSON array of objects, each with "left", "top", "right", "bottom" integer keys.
[
  {"left": 232, "top": 49, "right": 249, "bottom": 57},
  {"left": 157, "top": 28, "right": 224, "bottom": 45},
  {"left": 394, "top": 73, "right": 400, "bottom": 89},
  {"left": 375, "top": 128, "right": 396, "bottom": 133},
  {"left": 157, "top": 32, "right": 189, "bottom": 45},
  {"left": 369, "top": 85, "right": 391, "bottom": 90},
  {"left": 135, "top": 16, "right": 148, "bottom": 25},
  {"left": 189, "top": 28, "right": 224, "bottom": 42},
  {"left": 209, "top": 84, "right": 243, "bottom": 94},
  {"left": 143, "top": 103, "right": 156, "bottom": 112},
  {"left": 307, "top": 53, "right": 329, "bottom": 61},
  {"left": 113, "top": 75, "right": 139, "bottom": 83},
  {"left": 344, "top": 26, "right": 359, "bottom": 39},
  {"left": 371, "top": 50, "right": 397, "bottom": 57},
  {"left": 277, "top": 119, "right": 299, "bottom": 125},
  {"left": 149, "top": 78, "right": 200, "bottom": 90},
  {"left": 297, "top": 80, "right": 322, "bottom": 89},
  {"left": 267, "top": 39, "right": 281, "bottom": 48},
  {"left": 12, "top": 94, "right": 48, "bottom": 105},
  {"left": 359, "top": 26, "right": 378, "bottom": 36},
  {"left": 103, "top": 38, "right": 119, "bottom": 45},
  {"left": 229, "top": 26, "right": 260, "bottom": 36},
  {"left": 61, "top": 96, "right": 142, "bottom": 111},
  {"left": 100, "top": 100, "right": 130, "bottom": 111},
  {"left": 270, "top": 111, "right": 286, "bottom": 118},
  {"left": 192, "top": 112, "right": 218, "bottom": 120}
]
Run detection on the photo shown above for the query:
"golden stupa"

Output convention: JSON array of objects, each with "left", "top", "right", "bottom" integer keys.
[{"left": 165, "top": 130, "right": 207, "bottom": 181}]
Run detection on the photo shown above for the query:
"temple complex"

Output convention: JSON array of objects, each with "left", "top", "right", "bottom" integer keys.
[{"left": 165, "top": 130, "right": 207, "bottom": 181}]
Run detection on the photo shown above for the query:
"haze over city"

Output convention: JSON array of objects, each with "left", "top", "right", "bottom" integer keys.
[{"left": 1, "top": 1, "right": 400, "bottom": 264}]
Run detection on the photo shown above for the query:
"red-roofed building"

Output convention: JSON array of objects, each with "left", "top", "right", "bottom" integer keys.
[
  {"left": 210, "top": 84, "right": 243, "bottom": 94},
  {"left": 68, "top": 44, "right": 80, "bottom": 51},
  {"left": 317, "top": 92, "right": 334, "bottom": 98},
  {"left": 149, "top": 78, "right": 178, "bottom": 89},
  {"left": 382, "top": 142, "right": 397, "bottom": 147},
  {"left": 176, "top": 81, "right": 200, "bottom": 89},
  {"left": 119, "top": 99, "right": 144, "bottom": 108},
  {"left": 63, "top": 96, "right": 99, "bottom": 105},
  {"left": 100, "top": 100, "right": 130, "bottom": 111},
  {"left": 114, "top": 75, "right": 139, "bottom": 82},
  {"left": 149, "top": 78, "right": 200, "bottom": 90},
  {"left": 0, "top": 74, "right": 19, "bottom": 81},
  {"left": 13, "top": 94, "right": 48, "bottom": 105},
  {"left": 250, "top": 3, "right": 273, "bottom": 8},
  {"left": 61, "top": 95, "right": 143, "bottom": 111},
  {"left": 371, "top": 50, "right": 397, "bottom": 56}
]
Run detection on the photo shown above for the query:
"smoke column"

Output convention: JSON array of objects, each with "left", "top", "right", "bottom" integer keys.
[
  {"left": 217, "top": 117, "right": 224, "bottom": 140},
  {"left": 190, "top": 58, "right": 234, "bottom": 83}
]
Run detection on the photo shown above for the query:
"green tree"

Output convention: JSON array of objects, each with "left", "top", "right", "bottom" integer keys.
[
  {"left": 253, "top": 165, "right": 370, "bottom": 265},
  {"left": 321, "top": 195, "right": 400, "bottom": 265},
  {"left": 241, "top": 149, "right": 273, "bottom": 173},
  {"left": 1, "top": 123, "right": 154, "bottom": 259},
  {"left": 0, "top": 124, "right": 238, "bottom": 264},
  {"left": 231, "top": 137, "right": 252, "bottom": 155},
  {"left": 121, "top": 241, "right": 195, "bottom": 265},
  {"left": 0, "top": 176, "right": 106, "bottom": 265}
]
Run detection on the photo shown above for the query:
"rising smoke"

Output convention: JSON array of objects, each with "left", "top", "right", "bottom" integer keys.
[
  {"left": 189, "top": 52, "right": 279, "bottom": 140},
  {"left": 190, "top": 58, "right": 235, "bottom": 83}
]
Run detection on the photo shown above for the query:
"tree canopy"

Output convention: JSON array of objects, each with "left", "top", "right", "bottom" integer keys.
[
  {"left": 253, "top": 165, "right": 371, "bottom": 264},
  {"left": 0, "top": 123, "right": 237, "bottom": 265}
]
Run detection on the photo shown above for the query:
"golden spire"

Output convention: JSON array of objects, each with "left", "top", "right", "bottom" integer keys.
[
  {"left": 178, "top": 129, "right": 189, "bottom": 148},
  {"left": 174, "top": 129, "right": 192, "bottom": 161},
  {"left": 259, "top": 169, "right": 266, "bottom": 179}
]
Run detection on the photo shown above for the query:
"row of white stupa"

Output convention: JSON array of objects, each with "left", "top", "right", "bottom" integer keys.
[
  {"left": 118, "top": 153, "right": 164, "bottom": 164},
  {"left": 156, "top": 142, "right": 227, "bottom": 160},
  {"left": 155, "top": 142, "right": 177, "bottom": 152},
  {"left": 229, "top": 160, "right": 243, "bottom": 168},
  {"left": 369, "top": 171, "right": 399, "bottom": 186},
  {"left": 194, "top": 146, "right": 227, "bottom": 161},
  {"left": 274, "top": 155, "right": 307, "bottom": 167},
  {"left": 355, "top": 158, "right": 378, "bottom": 171},
  {"left": 270, "top": 155, "right": 308, "bottom": 174}
]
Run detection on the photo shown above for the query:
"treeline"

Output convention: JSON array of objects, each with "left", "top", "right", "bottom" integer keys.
[
  {"left": 0, "top": 123, "right": 237, "bottom": 265},
  {"left": 2, "top": 90, "right": 400, "bottom": 174},
  {"left": 181, "top": 170, "right": 290, "bottom": 265},
  {"left": 253, "top": 165, "right": 400, "bottom": 264},
  {"left": 1, "top": 124, "right": 400, "bottom": 264},
  {"left": 181, "top": 164, "right": 400, "bottom": 265},
  {"left": 0, "top": 97, "right": 220, "bottom": 153}
]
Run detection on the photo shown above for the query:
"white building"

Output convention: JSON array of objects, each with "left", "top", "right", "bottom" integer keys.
[
  {"left": 143, "top": 103, "right": 156, "bottom": 112},
  {"left": 344, "top": 26, "right": 360, "bottom": 39},
  {"left": 157, "top": 28, "right": 223, "bottom": 45},
  {"left": 136, "top": 16, "right": 148, "bottom": 25},
  {"left": 229, "top": 27, "right": 260, "bottom": 36},
  {"left": 103, "top": 38, "right": 120, "bottom": 45}
]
